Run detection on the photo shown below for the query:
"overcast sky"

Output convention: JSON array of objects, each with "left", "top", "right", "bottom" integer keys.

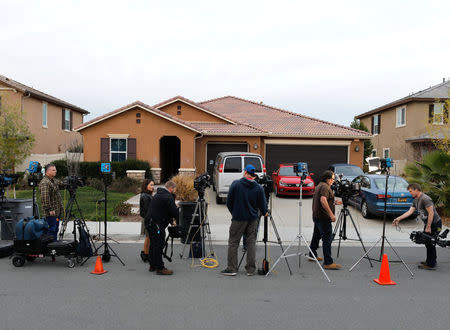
[{"left": 1, "top": 0, "right": 449, "bottom": 126}]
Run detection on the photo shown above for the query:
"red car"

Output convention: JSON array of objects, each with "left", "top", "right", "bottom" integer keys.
[{"left": 271, "top": 164, "right": 315, "bottom": 196}]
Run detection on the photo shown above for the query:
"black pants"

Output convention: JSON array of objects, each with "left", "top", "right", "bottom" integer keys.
[
  {"left": 148, "top": 224, "right": 166, "bottom": 270},
  {"left": 425, "top": 221, "right": 442, "bottom": 268},
  {"left": 310, "top": 218, "right": 334, "bottom": 265}
]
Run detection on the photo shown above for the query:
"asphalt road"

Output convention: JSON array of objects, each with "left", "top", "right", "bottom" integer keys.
[{"left": 1, "top": 243, "right": 449, "bottom": 330}]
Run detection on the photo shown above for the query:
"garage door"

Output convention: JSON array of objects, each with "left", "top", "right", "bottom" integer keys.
[
  {"left": 206, "top": 143, "right": 248, "bottom": 176},
  {"left": 265, "top": 144, "right": 348, "bottom": 183}
]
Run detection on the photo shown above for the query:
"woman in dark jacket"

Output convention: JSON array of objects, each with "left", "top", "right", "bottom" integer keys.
[{"left": 139, "top": 179, "right": 154, "bottom": 262}]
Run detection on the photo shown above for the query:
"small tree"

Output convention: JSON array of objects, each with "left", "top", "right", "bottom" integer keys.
[
  {"left": 350, "top": 118, "right": 373, "bottom": 162},
  {"left": 426, "top": 96, "right": 449, "bottom": 153},
  {"left": 0, "top": 102, "right": 35, "bottom": 170}
]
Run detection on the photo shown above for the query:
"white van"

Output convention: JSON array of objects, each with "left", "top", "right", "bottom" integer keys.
[{"left": 213, "top": 152, "right": 265, "bottom": 204}]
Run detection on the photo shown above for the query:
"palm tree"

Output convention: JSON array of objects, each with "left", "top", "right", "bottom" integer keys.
[{"left": 404, "top": 150, "right": 450, "bottom": 217}]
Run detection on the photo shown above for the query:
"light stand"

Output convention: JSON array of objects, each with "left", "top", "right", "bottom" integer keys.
[
  {"left": 349, "top": 165, "right": 414, "bottom": 277},
  {"left": 93, "top": 164, "right": 125, "bottom": 265},
  {"left": 266, "top": 165, "right": 331, "bottom": 282}
]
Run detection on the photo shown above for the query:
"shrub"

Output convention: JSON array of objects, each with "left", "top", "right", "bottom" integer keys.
[
  {"left": 113, "top": 201, "right": 133, "bottom": 216},
  {"left": 109, "top": 177, "right": 140, "bottom": 193},
  {"left": 171, "top": 174, "right": 198, "bottom": 201},
  {"left": 87, "top": 177, "right": 104, "bottom": 191}
]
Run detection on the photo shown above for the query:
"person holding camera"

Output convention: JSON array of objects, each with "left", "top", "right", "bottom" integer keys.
[
  {"left": 39, "top": 164, "right": 64, "bottom": 241},
  {"left": 308, "top": 170, "right": 342, "bottom": 270},
  {"left": 393, "top": 183, "right": 442, "bottom": 270},
  {"left": 146, "top": 181, "right": 179, "bottom": 275},
  {"left": 139, "top": 179, "right": 155, "bottom": 262},
  {"left": 221, "top": 164, "right": 268, "bottom": 276}
]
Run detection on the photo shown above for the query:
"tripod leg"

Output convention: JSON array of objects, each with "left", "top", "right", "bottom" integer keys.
[
  {"left": 385, "top": 237, "right": 414, "bottom": 277},
  {"left": 347, "top": 211, "right": 373, "bottom": 268},
  {"left": 106, "top": 243, "right": 126, "bottom": 266},
  {"left": 269, "top": 215, "right": 293, "bottom": 275},
  {"left": 300, "top": 235, "right": 331, "bottom": 283},
  {"left": 349, "top": 237, "right": 382, "bottom": 271},
  {"left": 266, "top": 238, "right": 297, "bottom": 277},
  {"left": 237, "top": 251, "right": 246, "bottom": 270},
  {"left": 335, "top": 211, "right": 344, "bottom": 258},
  {"left": 180, "top": 202, "right": 200, "bottom": 259}
]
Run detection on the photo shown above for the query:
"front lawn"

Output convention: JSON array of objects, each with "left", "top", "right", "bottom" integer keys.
[{"left": 11, "top": 186, "right": 135, "bottom": 221}]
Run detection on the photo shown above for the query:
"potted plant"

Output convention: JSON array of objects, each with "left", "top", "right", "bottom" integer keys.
[{"left": 171, "top": 174, "right": 201, "bottom": 243}]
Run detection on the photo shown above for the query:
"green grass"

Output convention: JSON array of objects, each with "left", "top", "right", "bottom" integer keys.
[{"left": 11, "top": 186, "right": 135, "bottom": 221}]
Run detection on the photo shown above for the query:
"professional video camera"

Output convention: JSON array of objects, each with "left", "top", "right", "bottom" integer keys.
[
  {"left": 331, "top": 175, "right": 360, "bottom": 202},
  {"left": 194, "top": 173, "right": 211, "bottom": 198},
  {"left": 255, "top": 174, "right": 273, "bottom": 198},
  {"left": 410, "top": 229, "right": 450, "bottom": 248},
  {"left": 27, "top": 161, "right": 43, "bottom": 187},
  {"left": 64, "top": 175, "right": 86, "bottom": 192},
  {"left": 0, "top": 172, "right": 19, "bottom": 188}
]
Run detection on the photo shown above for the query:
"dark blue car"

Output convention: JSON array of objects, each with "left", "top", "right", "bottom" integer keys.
[{"left": 348, "top": 174, "right": 414, "bottom": 218}]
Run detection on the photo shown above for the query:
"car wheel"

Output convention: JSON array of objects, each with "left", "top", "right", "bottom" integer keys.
[
  {"left": 361, "top": 200, "right": 371, "bottom": 218},
  {"left": 274, "top": 185, "right": 279, "bottom": 197},
  {"left": 216, "top": 194, "right": 222, "bottom": 204}
]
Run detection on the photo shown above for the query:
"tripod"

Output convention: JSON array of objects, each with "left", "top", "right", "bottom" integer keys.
[
  {"left": 91, "top": 199, "right": 119, "bottom": 243},
  {"left": 180, "top": 193, "right": 215, "bottom": 260},
  {"left": 332, "top": 198, "right": 373, "bottom": 267},
  {"left": 237, "top": 189, "right": 293, "bottom": 275},
  {"left": 93, "top": 174, "right": 125, "bottom": 265},
  {"left": 349, "top": 169, "right": 414, "bottom": 277},
  {"left": 267, "top": 172, "right": 331, "bottom": 282}
]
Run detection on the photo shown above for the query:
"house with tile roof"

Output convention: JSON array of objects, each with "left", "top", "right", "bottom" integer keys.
[
  {"left": 0, "top": 74, "right": 89, "bottom": 170},
  {"left": 355, "top": 79, "right": 449, "bottom": 174},
  {"left": 76, "top": 96, "right": 370, "bottom": 183}
]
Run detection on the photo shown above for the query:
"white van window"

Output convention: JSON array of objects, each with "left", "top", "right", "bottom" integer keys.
[
  {"left": 224, "top": 157, "right": 242, "bottom": 173},
  {"left": 244, "top": 156, "right": 262, "bottom": 172}
]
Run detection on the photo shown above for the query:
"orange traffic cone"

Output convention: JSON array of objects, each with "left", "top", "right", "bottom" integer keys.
[
  {"left": 91, "top": 256, "right": 108, "bottom": 275},
  {"left": 373, "top": 254, "right": 396, "bottom": 285}
]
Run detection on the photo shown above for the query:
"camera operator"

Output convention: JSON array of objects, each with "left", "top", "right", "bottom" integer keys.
[
  {"left": 147, "top": 181, "right": 179, "bottom": 275},
  {"left": 39, "top": 164, "right": 64, "bottom": 241},
  {"left": 392, "top": 183, "right": 442, "bottom": 270},
  {"left": 308, "top": 170, "right": 342, "bottom": 270},
  {"left": 221, "top": 165, "right": 268, "bottom": 276}
]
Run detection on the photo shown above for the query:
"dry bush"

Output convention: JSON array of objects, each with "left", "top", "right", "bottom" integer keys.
[{"left": 171, "top": 174, "right": 198, "bottom": 201}]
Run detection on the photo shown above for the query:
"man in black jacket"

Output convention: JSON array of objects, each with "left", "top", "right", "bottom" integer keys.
[
  {"left": 221, "top": 165, "right": 268, "bottom": 276},
  {"left": 147, "top": 181, "right": 179, "bottom": 275}
]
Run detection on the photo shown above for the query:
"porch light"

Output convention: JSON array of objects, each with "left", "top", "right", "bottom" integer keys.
[{"left": 253, "top": 143, "right": 258, "bottom": 150}]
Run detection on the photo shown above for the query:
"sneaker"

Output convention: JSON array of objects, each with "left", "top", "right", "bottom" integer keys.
[
  {"left": 418, "top": 264, "right": 435, "bottom": 270},
  {"left": 221, "top": 269, "right": 237, "bottom": 276},
  {"left": 323, "top": 263, "right": 341, "bottom": 270},
  {"left": 156, "top": 268, "right": 173, "bottom": 275},
  {"left": 306, "top": 253, "right": 323, "bottom": 262},
  {"left": 246, "top": 272, "right": 255, "bottom": 276},
  {"left": 149, "top": 266, "right": 156, "bottom": 272}
]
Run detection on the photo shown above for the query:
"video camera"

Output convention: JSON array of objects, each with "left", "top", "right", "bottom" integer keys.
[
  {"left": 194, "top": 173, "right": 210, "bottom": 198},
  {"left": 410, "top": 229, "right": 450, "bottom": 248},
  {"left": 331, "top": 175, "right": 360, "bottom": 201},
  {"left": 27, "top": 161, "right": 43, "bottom": 187},
  {"left": 0, "top": 172, "right": 19, "bottom": 188},
  {"left": 255, "top": 174, "right": 273, "bottom": 198},
  {"left": 293, "top": 162, "right": 308, "bottom": 180},
  {"left": 64, "top": 175, "right": 86, "bottom": 192}
]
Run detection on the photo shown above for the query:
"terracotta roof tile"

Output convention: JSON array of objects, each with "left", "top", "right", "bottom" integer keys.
[
  {"left": 189, "top": 122, "right": 263, "bottom": 135},
  {"left": 200, "top": 96, "right": 370, "bottom": 137},
  {"left": 0, "top": 74, "right": 89, "bottom": 114}
]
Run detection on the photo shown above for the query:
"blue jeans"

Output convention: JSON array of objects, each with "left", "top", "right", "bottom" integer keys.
[
  {"left": 45, "top": 216, "right": 60, "bottom": 241},
  {"left": 310, "top": 218, "right": 334, "bottom": 265}
]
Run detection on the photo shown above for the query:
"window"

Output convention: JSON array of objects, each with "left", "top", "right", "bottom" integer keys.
[
  {"left": 371, "top": 149, "right": 377, "bottom": 157},
  {"left": 224, "top": 157, "right": 242, "bottom": 173},
  {"left": 373, "top": 114, "right": 380, "bottom": 134},
  {"left": 136, "top": 113, "right": 141, "bottom": 118},
  {"left": 110, "top": 138, "right": 127, "bottom": 162},
  {"left": 244, "top": 156, "right": 262, "bottom": 172},
  {"left": 42, "top": 103, "right": 47, "bottom": 127},
  {"left": 177, "top": 110, "right": 182, "bottom": 115},
  {"left": 136, "top": 119, "right": 141, "bottom": 124},
  {"left": 64, "top": 109, "right": 71, "bottom": 130},
  {"left": 396, "top": 106, "right": 406, "bottom": 127},
  {"left": 383, "top": 148, "right": 390, "bottom": 159},
  {"left": 361, "top": 177, "right": 371, "bottom": 188},
  {"left": 432, "top": 103, "right": 444, "bottom": 124}
]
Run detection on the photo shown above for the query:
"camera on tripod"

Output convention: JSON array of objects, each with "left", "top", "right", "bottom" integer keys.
[
  {"left": 255, "top": 174, "right": 273, "bottom": 197},
  {"left": 194, "top": 173, "right": 211, "bottom": 198},
  {"left": 410, "top": 229, "right": 450, "bottom": 248},
  {"left": 331, "top": 176, "right": 360, "bottom": 200},
  {"left": 0, "top": 172, "right": 19, "bottom": 189},
  {"left": 64, "top": 176, "right": 86, "bottom": 191}
]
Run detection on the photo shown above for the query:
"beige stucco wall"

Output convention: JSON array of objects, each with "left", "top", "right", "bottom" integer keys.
[
  {"left": 360, "top": 101, "right": 443, "bottom": 174},
  {"left": 0, "top": 82, "right": 84, "bottom": 155},
  {"left": 80, "top": 106, "right": 197, "bottom": 169},
  {"left": 159, "top": 101, "right": 228, "bottom": 123}
]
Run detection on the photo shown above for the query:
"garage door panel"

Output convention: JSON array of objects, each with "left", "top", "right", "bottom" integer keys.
[
  {"left": 206, "top": 143, "right": 248, "bottom": 176},
  {"left": 266, "top": 145, "right": 347, "bottom": 183}
]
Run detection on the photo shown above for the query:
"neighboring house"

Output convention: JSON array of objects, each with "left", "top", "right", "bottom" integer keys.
[
  {"left": 0, "top": 74, "right": 89, "bottom": 170},
  {"left": 75, "top": 96, "right": 370, "bottom": 183},
  {"left": 355, "top": 79, "right": 449, "bottom": 175}
]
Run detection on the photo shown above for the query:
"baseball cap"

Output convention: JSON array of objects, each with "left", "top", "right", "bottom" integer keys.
[{"left": 244, "top": 164, "right": 257, "bottom": 177}]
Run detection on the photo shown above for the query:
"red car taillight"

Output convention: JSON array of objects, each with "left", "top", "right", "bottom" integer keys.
[{"left": 376, "top": 194, "right": 392, "bottom": 199}]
